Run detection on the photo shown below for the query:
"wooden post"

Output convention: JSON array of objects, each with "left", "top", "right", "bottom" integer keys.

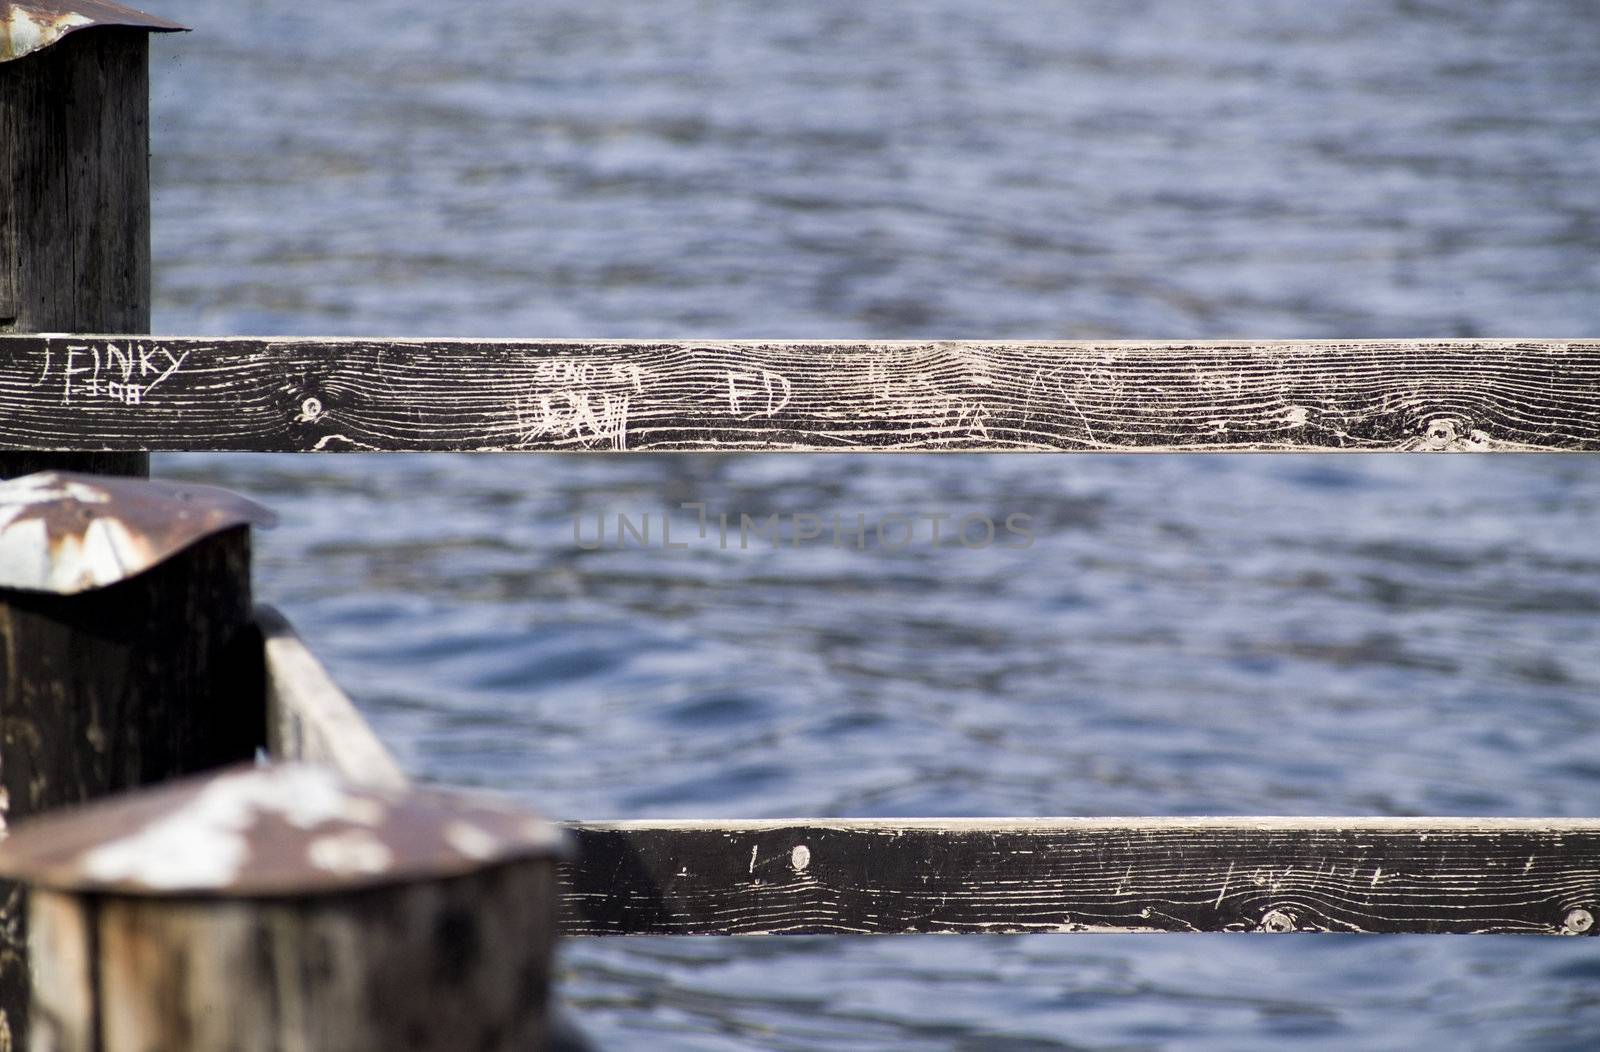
[
  {"left": 0, "top": 471, "right": 270, "bottom": 1049},
  {"left": 0, "top": 763, "right": 569, "bottom": 1052},
  {"left": 0, "top": 3, "right": 186, "bottom": 480}
]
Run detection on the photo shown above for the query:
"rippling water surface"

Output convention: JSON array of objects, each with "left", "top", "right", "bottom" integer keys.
[{"left": 144, "top": 1, "right": 1600, "bottom": 1047}]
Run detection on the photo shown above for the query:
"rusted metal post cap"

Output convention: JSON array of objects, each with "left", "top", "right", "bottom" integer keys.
[
  {"left": 0, "top": 762, "right": 569, "bottom": 896},
  {"left": 1, "top": 1, "right": 186, "bottom": 63},
  {"left": 0, "top": 471, "right": 275, "bottom": 594}
]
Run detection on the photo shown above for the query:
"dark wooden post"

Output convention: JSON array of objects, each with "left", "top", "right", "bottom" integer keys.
[
  {"left": 0, "top": 763, "right": 569, "bottom": 1052},
  {"left": 0, "top": 471, "right": 269, "bottom": 1049},
  {"left": 0, "top": 2, "right": 186, "bottom": 480}
]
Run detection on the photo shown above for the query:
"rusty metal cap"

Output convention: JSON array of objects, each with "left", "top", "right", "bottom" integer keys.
[
  {"left": 0, "top": 471, "right": 276, "bottom": 594},
  {"left": 2, "top": 1, "right": 186, "bottom": 63},
  {"left": 0, "top": 764, "right": 570, "bottom": 897}
]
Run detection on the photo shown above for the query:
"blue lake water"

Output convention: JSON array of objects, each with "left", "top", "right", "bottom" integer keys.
[{"left": 144, "top": 1, "right": 1600, "bottom": 1047}]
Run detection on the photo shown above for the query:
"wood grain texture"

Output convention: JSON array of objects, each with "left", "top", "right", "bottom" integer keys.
[
  {"left": 1, "top": 337, "right": 1597, "bottom": 452},
  {"left": 259, "top": 604, "right": 409, "bottom": 791},
  {"left": 0, "top": 32, "right": 151, "bottom": 335},
  {"left": 25, "top": 891, "right": 95, "bottom": 1052},
  {"left": 0, "top": 30, "right": 151, "bottom": 480},
  {"left": 0, "top": 527, "right": 264, "bottom": 1046},
  {"left": 35, "top": 862, "right": 559, "bottom": 1052},
  {"left": 0, "top": 31, "right": 159, "bottom": 1043},
  {"left": 0, "top": 526, "right": 262, "bottom": 820},
  {"left": 560, "top": 818, "right": 1600, "bottom": 936}
]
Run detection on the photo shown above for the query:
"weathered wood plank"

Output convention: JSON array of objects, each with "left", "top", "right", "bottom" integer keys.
[
  {"left": 89, "top": 869, "right": 560, "bottom": 1052},
  {"left": 0, "top": 523, "right": 263, "bottom": 1048},
  {"left": 1, "top": 337, "right": 1597, "bottom": 452},
  {"left": 258, "top": 604, "right": 409, "bottom": 791},
  {"left": 0, "top": 32, "right": 151, "bottom": 479},
  {"left": 560, "top": 818, "right": 1600, "bottom": 936},
  {"left": 0, "top": 768, "right": 566, "bottom": 1052},
  {"left": 0, "top": 525, "right": 263, "bottom": 826},
  {"left": 25, "top": 891, "right": 95, "bottom": 1052},
  {"left": 0, "top": 33, "right": 150, "bottom": 336}
]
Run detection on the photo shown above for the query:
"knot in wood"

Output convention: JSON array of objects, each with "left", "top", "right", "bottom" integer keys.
[{"left": 1419, "top": 416, "right": 1493, "bottom": 451}]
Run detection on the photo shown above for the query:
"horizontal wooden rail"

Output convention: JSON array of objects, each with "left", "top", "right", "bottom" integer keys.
[
  {"left": 561, "top": 818, "right": 1600, "bottom": 936},
  {"left": 254, "top": 612, "right": 1600, "bottom": 938},
  {"left": 2, "top": 336, "right": 1597, "bottom": 452}
]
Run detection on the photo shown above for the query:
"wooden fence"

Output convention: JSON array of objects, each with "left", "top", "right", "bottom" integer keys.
[
  {"left": 1, "top": 6, "right": 1598, "bottom": 1049},
  {"left": 8, "top": 333, "right": 1594, "bottom": 940},
  {"left": 199, "top": 375, "right": 1595, "bottom": 939}
]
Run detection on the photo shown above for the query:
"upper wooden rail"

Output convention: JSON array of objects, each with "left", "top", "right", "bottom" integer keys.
[{"left": 1, "top": 336, "right": 1596, "bottom": 452}]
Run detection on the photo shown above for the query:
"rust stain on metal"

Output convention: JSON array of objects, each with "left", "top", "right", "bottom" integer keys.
[
  {"left": 1, "top": 1, "right": 185, "bottom": 63},
  {"left": 0, "top": 471, "right": 276, "bottom": 594},
  {"left": 0, "top": 764, "right": 570, "bottom": 897}
]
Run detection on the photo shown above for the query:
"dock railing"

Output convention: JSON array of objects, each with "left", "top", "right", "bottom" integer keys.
[
  {"left": 3, "top": 334, "right": 1597, "bottom": 940},
  {"left": 1, "top": 5, "right": 1598, "bottom": 1050}
]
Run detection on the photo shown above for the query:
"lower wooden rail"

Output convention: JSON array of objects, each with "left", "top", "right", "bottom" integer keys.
[
  {"left": 561, "top": 819, "right": 1600, "bottom": 936},
  {"left": 259, "top": 607, "right": 1600, "bottom": 939}
]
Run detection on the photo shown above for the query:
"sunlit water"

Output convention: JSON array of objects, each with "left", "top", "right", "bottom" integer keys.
[{"left": 144, "top": 1, "right": 1600, "bottom": 1047}]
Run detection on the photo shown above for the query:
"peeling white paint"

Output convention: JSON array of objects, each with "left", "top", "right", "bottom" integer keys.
[
  {"left": 79, "top": 517, "right": 142, "bottom": 585},
  {"left": 0, "top": 472, "right": 275, "bottom": 593},
  {"left": 444, "top": 821, "right": 501, "bottom": 861},
  {"left": 340, "top": 796, "right": 387, "bottom": 826},
  {"left": 308, "top": 829, "right": 394, "bottom": 876},
  {"left": 0, "top": 477, "right": 104, "bottom": 535},
  {"left": 3, "top": 8, "right": 90, "bottom": 62},
  {"left": 81, "top": 767, "right": 375, "bottom": 890},
  {"left": 2, "top": 3, "right": 185, "bottom": 63},
  {"left": 0, "top": 518, "right": 50, "bottom": 590}
]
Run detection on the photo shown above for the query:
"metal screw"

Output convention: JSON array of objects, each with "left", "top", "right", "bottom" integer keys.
[
  {"left": 299, "top": 397, "right": 323, "bottom": 421},
  {"left": 1564, "top": 908, "right": 1593, "bottom": 934},
  {"left": 1260, "top": 909, "right": 1295, "bottom": 933}
]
